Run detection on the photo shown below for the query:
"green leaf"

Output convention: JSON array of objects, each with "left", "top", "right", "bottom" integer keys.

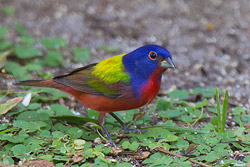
[
  {"left": 42, "top": 72, "right": 54, "bottom": 80},
  {"left": 3, "top": 157, "right": 14, "bottom": 165},
  {"left": 0, "top": 128, "right": 18, "bottom": 135},
  {"left": 0, "top": 26, "right": 9, "bottom": 39},
  {"left": 68, "top": 127, "right": 83, "bottom": 139},
  {"left": 116, "top": 162, "right": 133, "bottom": 167},
  {"left": 211, "top": 116, "right": 218, "bottom": 127},
  {"left": 73, "top": 47, "right": 91, "bottom": 63},
  {"left": 99, "top": 45, "right": 118, "bottom": 53},
  {"left": 3, "top": 5, "right": 15, "bottom": 17},
  {"left": 195, "top": 99, "right": 207, "bottom": 108},
  {"left": 104, "top": 147, "right": 111, "bottom": 155},
  {"left": 51, "top": 115, "right": 102, "bottom": 125},
  {"left": 38, "top": 154, "right": 53, "bottom": 161},
  {"left": 216, "top": 88, "right": 221, "bottom": 132},
  {"left": 88, "top": 109, "right": 99, "bottom": 119},
  {"left": 15, "top": 45, "right": 40, "bottom": 59},
  {"left": 232, "top": 106, "right": 245, "bottom": 116},
  {"left": 142, "top": 128, "right": 178, "bottom": 141},
  {"left": 180, "top": 115, "right": 193, "bottom": 123},
  {"left": 221, "top": 90, "right": 228, "bottom": 132},
  {"left": 142, "top": 152, "right": 173, "bottom": 166},
  {"left": 16, "top": 111, "right": 50, "bottom": 122},
  {"left": 192, "top": 87, "right": 217, "bottom": 98},
  {"left": 11, "top": 144, "right": 29, "bottom": 156},
  {"left": 2, "top": 133, "right": 29, "bottom": 143},
  {"left": 26, "top": 63, "right": 43, "bottom": 72},
  {"left": 4, "top": 61, "right": 31, "bottom": 80},
  {"left": 13, "top": 120, "right": 41, "bottom": 133},
  {"left": 27, "top": 103, "right": 41, "bottom": 110},
  {"left": 0, "top": 123, "right": 9, "bottom": 131},
  {"left": 81, "top": 131, "right": 99, "bottom": 140},
  {"left": 41, "top": 37, "right": 66, "bottom": 49},
  {"left": 129, "top": 141, "right": 139, "bottom": 151},
  {"left": 46, "top": 51, "right": 63, "bottom": 67},
  {"left": 244, "top": 155, "right": 250, "bottom": 162},
  {"left": 121, "top": 141, "right": 130, "bottom": 149},
  {"left": 168, "top": 90, "right": 189, "bottom": 100},
  {"left": 158, "top": 109, "right": 180, "bottom": 118},
  {"left": 36, "top": 87, "right": 69, "bottom": 100},
  {"left": 50, "top": 104, "right": 72, "bottom": 116},
  {"left": 156, "top": 99, "right": 172, "bottom": 111},
  {"left": 148, "top": 142, "right": 159, "bottom": 149},
  {"left": 15, "top": 24, "right": 29, "bottom": 37},
  {"left": 205, "top": 151, "right": 218, "bottom": 162},
  {"left": 21, "top": 36, "right": 35, "bottom": 46},
  {"left": 0, "top": 41, "right": 13, "bottom": 51}
]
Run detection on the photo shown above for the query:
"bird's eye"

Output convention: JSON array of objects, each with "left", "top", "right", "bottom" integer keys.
[{"left": 148, "top": 51, "right": 157, "bottom": 60}]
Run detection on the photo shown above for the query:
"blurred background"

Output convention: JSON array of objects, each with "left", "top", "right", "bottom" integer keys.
[{"left": 0, "top": 0, "right": 249, "bottom": 107}]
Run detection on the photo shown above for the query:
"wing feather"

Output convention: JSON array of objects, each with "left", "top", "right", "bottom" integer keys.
[{"left": 53, "top": 61, "right": 134, "bottom": 98}]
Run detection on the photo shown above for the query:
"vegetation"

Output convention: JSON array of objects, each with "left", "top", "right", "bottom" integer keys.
[{"left": 0, "top": 24, "right": 250, "bottom": 167}]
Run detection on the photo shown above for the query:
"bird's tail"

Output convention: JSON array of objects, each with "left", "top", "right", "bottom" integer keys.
[
  {"left": 15, "top": 80, "right": 82, "bottom": 98},
  {"left": 15, "top": 80, "right": 61, "bottom": 89}
]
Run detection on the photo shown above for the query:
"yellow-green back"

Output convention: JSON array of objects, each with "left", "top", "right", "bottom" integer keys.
[{"left": 91, "top": 54, "right": 130, "bottom": 84}]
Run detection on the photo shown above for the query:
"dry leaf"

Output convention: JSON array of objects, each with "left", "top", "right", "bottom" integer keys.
[
  {"left": 72, "top": 150, "right": 84, "bottom": 163},
  {"left": 0, "top": 97, "right": 23, "bottom": 115},
  {"left": 110, "top": 146, "right": 124, "bottom": 155},
  {"left": 24, "top": 159, "right": 54, "bottom": 167},
  {"left": 135, "top": 151, "right": 151, "bottom": 160}
]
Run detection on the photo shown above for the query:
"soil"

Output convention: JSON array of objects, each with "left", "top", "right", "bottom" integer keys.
[
  {"left": 1, "top": 1, "right": 250, "bottom": 166},
  {"left": 0, "top": 0, "right": 249, "bottom": 117}
]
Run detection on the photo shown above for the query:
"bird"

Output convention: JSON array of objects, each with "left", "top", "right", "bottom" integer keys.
[{"left": 16, "top": 44, "right": 175, "bottom": 145}]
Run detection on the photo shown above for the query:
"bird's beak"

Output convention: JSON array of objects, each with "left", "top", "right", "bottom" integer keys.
[{"left": 161, "top": 58, "right": 175, "bottom": 69}]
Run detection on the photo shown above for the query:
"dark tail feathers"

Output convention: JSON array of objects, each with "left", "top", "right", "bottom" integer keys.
[{"left": 15, "top": 80, "right": 59, "bottom": 88}]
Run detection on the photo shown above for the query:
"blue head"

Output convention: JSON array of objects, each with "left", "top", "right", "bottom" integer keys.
[{"left": 123, "top": 44, "right": 175, "bottom": 80}]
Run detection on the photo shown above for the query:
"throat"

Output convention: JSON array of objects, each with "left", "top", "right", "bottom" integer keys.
[{"left": 140, "top": 68, "right": 165, "bottom": 104}]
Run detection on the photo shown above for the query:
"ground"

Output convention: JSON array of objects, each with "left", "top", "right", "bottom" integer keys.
[
  {"left": 1, "top": 0, "right": 250, "bottom": 107},
  {"left": 0, "top": 0, "right": 250, "bottom": 166}
]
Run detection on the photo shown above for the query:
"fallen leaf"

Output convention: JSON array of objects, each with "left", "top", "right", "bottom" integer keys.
[
  {"left": 244, "top": 123, "right": 250, "bottom": 129},
  {"left": 72, "top": 150, "right": 84, "bottom": 163},
  {"left": 184, "top": 143, "right": 199, "bottom": 155},
  {"left": 0, "top": 97, "right": 23, "bottom": 115},
  {"left": 24, "top": 159, "right": 55, "bottom": 167},
  {"left": 135, "top": 151, "right": 151, "bottom": 160},
  {"left": 74, "top": 139, "right": 86, "bottom": 149},
  {"left": 110, "top": 146, "right": 124, "bottom": 155},
  {"left": 206, "top": 23, "right": 214, "bottom": 31}
]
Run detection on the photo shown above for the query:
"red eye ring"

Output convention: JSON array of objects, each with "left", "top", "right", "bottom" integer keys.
[{"left": 148, "top": 51, "right": 157, "bottom": 60}]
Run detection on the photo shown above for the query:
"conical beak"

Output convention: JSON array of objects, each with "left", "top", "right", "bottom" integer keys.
[{"left": 161, "top": 58, "right": 175, "bottom": 69}]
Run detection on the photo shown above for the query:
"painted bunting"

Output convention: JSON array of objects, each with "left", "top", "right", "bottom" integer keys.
[{"left": 16, "top": 44, "right": 175, "bottom": 144}]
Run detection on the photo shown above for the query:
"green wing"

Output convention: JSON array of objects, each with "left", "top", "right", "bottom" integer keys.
[{"left": 53, "top": 55, "right": 132, "bottom": 98}]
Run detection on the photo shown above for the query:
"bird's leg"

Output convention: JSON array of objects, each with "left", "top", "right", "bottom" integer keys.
[
  {"left": 109, "top": 112, "right": 147, "bottom": 133},
  {"left": 98, "top": 112, "right": 114, "bottom": 145}
]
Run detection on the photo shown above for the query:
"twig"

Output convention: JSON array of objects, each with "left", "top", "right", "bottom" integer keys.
[
  {"left": 235, "top": 152, "right": 250, "bottom": 155},
  {"left": 156, "top": 147, "right": 212, "bottom": 167}
]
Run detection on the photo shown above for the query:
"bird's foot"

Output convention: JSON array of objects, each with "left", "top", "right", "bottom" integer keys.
[
  {"left": 107, "top": 142, "right": 120, "bottom": 147},
  {"left": 121, "top": 126, "right": 148, "bottom": 133}
]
